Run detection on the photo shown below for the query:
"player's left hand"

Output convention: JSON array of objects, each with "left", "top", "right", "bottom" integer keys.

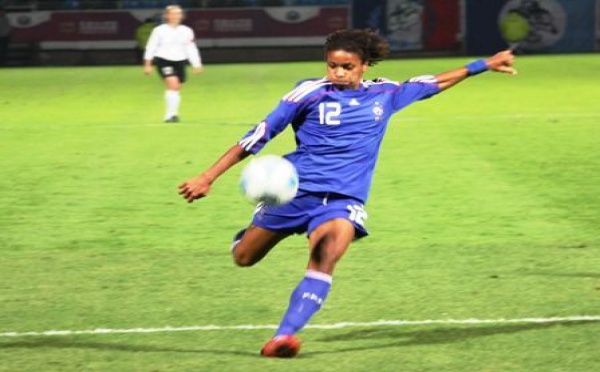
[
  {"left": 178, "top": 174, "right": 212, "bottom": 203},
  {"left": 486, "top": 50, "right": 517, "bottom": 75},
  {"left": 193, "top": 67, "right": 204, "bottom": 74}
]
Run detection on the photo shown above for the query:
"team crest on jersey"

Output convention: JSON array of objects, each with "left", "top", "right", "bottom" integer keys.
[{"left": 373, "top": 102, "right": 384, "bottom": 121}]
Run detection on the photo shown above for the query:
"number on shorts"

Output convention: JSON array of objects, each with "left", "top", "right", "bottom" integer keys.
[
  {"left": 162, "top": 66, "right": 174, "bottom": 75},
  {"left": 347, "top": 204, "right": 367, "bottom": 226}
]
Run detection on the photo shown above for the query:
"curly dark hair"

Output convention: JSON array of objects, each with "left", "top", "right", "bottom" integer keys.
[{"left": 324, "top": 29, "right": 390, "bottom": 66}]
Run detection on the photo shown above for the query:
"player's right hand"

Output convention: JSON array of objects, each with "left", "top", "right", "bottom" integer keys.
[
  {"left": 143, "top": 66, "right": 153, "bottom": 75},
  {"left": 486, "top": 50, "right": 517, "bottom": 75},
  {"left": 178, "top": 174, "right": 212, "bottom": 203}
]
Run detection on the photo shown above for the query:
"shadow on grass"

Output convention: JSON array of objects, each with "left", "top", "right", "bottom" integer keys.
[
  {"left": 307, "top": 320, "right": 598, "bottom": 356},
  {"left": 0, "top": 338, "right": 259, "bottom": 358}
]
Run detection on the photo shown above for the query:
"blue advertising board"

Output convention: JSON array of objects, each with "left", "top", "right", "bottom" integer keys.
[
  {"left": 466, "top": 0, "right": 596, "bottom": 54},
  {"left": 353, "top": 0, "right": 460, "bottom": 52}
]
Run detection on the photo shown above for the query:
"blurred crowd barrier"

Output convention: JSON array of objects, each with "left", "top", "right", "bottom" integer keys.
[
  {"left": 5, "top": 6, "right": 350, "bottom": 48},
  {"left": 0, "top": 0, "right": 598, "bottom": 66},
  {"left": 1, "top": 1, "right": 350, "bottom": 10}
]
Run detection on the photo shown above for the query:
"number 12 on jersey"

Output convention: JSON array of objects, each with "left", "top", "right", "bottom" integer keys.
[{"left": 319, "top": 102, "right": 342, "bottom": 125}]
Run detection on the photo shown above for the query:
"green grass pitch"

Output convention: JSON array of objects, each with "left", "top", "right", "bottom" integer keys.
[{"left": 1, "top": 54, "right": 599, "bottom": 371}]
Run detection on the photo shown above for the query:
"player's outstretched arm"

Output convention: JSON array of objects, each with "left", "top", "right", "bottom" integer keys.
[
  {"left": 179, "top": 144, "right": 250, "bottom": 203},
  {"left": 435, "top": 50, "right": 516, "bottom": 91}
]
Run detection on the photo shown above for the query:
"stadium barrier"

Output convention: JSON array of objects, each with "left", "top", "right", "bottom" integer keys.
[
  {"left": 3, "top": 5, "right": 354, "bottom": 65},
  {"left": 3, "top": 0, "right": 600, "bottom": 66}
]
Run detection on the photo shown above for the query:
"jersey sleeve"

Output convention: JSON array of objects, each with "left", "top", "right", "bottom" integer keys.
[
  {"left": 391, "top": 75, "right": 441, "bottom": 112},
  {"left": 143, "top": 27, "right": 159, "bottom": 61},
  {"left": 185, "top": 28, "right": 202, "bottom": 68},
  {"left": 237, "top": 100, "right": 300, "bottom": 154}
]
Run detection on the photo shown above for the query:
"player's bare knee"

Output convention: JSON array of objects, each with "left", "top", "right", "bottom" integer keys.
[
  {"left": 232, "top": 251, "right": 256, "bottom": 267},
  {"left": 233, "top": 256, "right": 255, "bottom": 267}
]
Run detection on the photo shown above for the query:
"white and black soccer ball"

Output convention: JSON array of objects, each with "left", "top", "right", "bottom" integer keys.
[{"left": 240, "top": 155, "right": 299, "bottom": 206}]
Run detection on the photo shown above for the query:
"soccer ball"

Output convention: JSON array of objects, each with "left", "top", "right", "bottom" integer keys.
[{"left": 240, "top": 155, "right": 299, "bottom": 206}]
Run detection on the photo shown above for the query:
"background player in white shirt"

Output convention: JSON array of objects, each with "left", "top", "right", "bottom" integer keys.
[{"left": 143, "top": 5, "right": 203, "bottom": 123}]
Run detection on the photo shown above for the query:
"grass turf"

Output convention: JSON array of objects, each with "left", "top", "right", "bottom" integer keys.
[{"left": 0, "top": 54, "right": 599, "bottom": 371}]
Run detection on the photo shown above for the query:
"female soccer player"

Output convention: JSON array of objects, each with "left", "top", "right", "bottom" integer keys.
[
  {"left": 143, "top": 5, "right": 203, "bottom": 123},
  {"left": 179, "top": 29, "right": 516, "bottom": 358}
]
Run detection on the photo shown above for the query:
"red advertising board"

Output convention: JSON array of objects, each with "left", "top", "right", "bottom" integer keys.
[
  {"left": 188, "top": 7, "right": 348, "bottom": 39},
  {"left": 7, "top": 7, "right": 350, "bottom": 49},
  {"left": 422, "top": 0, "right": 460, "bottom": 51},
  {"left": 10, "top": 11, "right": 139, "bottom": 43}
]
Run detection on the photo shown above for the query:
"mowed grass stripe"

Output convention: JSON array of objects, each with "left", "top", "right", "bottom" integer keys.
[{"left": 1, "top": 55, "right": 598, "bottom": 372}]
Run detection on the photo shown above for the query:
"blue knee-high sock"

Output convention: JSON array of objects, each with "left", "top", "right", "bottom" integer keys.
[{"left": 275, "top": 270, "right": 332, "bottom": 336}]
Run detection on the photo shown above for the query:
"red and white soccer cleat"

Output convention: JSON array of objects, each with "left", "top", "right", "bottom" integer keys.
[{"left": 260, "top": 335, "right": 301, "bottom": 358}]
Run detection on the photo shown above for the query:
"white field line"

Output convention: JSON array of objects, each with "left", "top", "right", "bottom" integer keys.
[{"left": 1, "top": 315, "right": 599, "bottom": 338}]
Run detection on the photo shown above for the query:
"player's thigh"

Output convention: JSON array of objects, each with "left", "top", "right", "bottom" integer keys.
[
  {"left": 233, "top": 224, "right": 289, "bottom": 267},
  {"left": 175, "top": 61, "right": 187, "bottom": 83},
  {"left": 307, "top": 218, "right": 355, "bottom": 274}
]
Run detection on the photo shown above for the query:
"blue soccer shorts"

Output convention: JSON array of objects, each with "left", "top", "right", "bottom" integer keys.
[{"left": 251, "top": 191, "right": 369, "bottom": 238}]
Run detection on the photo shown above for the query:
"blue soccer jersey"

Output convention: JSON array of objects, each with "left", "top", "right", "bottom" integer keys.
[{"left": 238, "top": 76, "right": 440, "bottom": 204}]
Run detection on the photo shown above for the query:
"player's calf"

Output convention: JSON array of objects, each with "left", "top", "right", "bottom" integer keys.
[{"left": 307, "top": 218, "right": 355, "bottom": 274}]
